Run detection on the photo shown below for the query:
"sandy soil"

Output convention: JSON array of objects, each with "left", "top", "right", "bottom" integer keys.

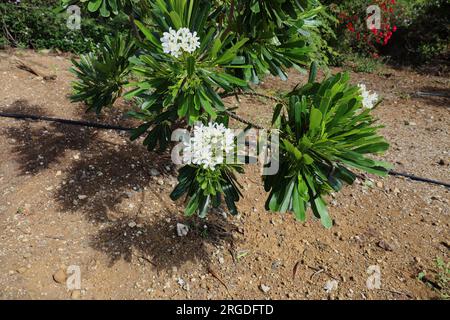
[{"left": 0, "top": 49, "right": 448, "bottom": 300}]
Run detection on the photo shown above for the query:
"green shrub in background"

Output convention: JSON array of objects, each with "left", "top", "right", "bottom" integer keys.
[
  {"left": 0, "top": 0, "right": 129, "bottom": 53},
  {"left": 387, "top": 0, "right": 449, "bottom": 64}
]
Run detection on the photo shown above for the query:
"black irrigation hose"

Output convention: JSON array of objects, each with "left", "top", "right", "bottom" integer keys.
[
  {"left": 0, "top": 112, "right": 133, "bottom": 131},
  {"left": 388, "top": 170, "right": 450, "bottom": 189},
  {"left": 1, "top": 112, "right": 449, "bottom": 189}
]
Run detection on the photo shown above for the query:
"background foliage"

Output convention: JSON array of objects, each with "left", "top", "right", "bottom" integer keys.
[
  {"left": 0, "top": 0, "right": 128, "bottom": 53},
  {"left": 323, "top": 0, "right": 449, "bottom": 66}
]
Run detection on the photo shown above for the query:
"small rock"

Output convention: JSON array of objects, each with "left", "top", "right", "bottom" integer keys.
[
  {"left": 77, "top": 195, "right": 87, "bottom": 200},
  {"left": 176, "top": 223, "right": 189, "bottom": 237},
  {"left": 150, "top": 168, "right": 160, "bottom": 176},
  {"left": 177, "top": 278, "right": 189, "bottom": 291},
  {"left": 73, "top": 153, "right": 80, "bottom": 160},
  {"left": 56, "top": 170, "right": 62, "bottom": 176},
  {"left": 157, "top": 179, "right": 164, "bottom": 186},
  {"left": 376, "top": 181, "right": 383, "bottom": 188},
  {"left": 271, "top": 260, "right": 281, "bottom": 270},
  {"left": 260, "top": 284, "right": 270, "bottom": 293},
  {"left": 378, "top": 240, "right": 395, "bottom": 251},
  {"left": 324, "top": 280, "right": 338, "bottom": 293},
  {"left": 218, "top": 256, "right": 225, "bottom": 264},
  {"left": 393, "top": 188, "right": 400, "bottom": 194},
  {"left": 128, "top": 221, "right": 137, "bottom": 228},
  {"left": 53, "top": 269, "right": 67, "bottom": 284},
  {"left": 71, "top": 290, "right": 81, "bottom": 299},
  {"left": 17, "top": 267, "right": 27, "bottom": 274},
  {"left": 438, "top": 159, "right": 447, "bottom": 166}
]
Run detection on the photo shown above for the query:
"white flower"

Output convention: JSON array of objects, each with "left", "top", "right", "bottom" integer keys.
[
  {"left": 160, "top": 27, "right": 200, "bottom": 58},
  {"left": 358, "top": 84, "right": 379, "bottom": 110},
  {"left": 183, "top": 122, "right": 235, "bottom": 170}
]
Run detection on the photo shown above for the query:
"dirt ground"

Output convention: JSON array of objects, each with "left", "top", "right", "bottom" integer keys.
[{"left": 0, "top": 49, "right": 448, "bottom": 300}]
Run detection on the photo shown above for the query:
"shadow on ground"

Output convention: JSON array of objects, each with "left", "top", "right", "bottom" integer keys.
[
  {"left": 53, "top": 141, "right": 173, "bottom": 222},
  {"left": 1, "top": 100, "right": 97, "bottom": 174},
  {"left": 89, "top": 213, "right": 238, "bottom": 270},
  {"left": 1, "top": 99, "right": 237, "bottom": 271}
]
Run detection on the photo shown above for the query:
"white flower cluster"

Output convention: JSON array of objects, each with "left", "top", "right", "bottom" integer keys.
[
  {"left": 183, "top": 122, "right": 235, "bottom": 170},
  {"left": 160, "top": 27, "right": 200, "bottom": 58},
  {"left": 358, "top": 84, "right": 379, "bottom": 110}
]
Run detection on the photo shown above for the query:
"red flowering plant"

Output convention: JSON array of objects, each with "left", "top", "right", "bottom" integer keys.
[{"left": 329, "top": 0, "right": 402, "bottom": 58}]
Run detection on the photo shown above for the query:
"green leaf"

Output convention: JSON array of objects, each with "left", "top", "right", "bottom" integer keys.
[
  {"left": 87, "top": 0, "right": 102, "bottom": 12},
  {"left": 169, "top": 11, "right": 183, "bottom": 29},
  {"left": 130, "top": 123, "right": 150, "bottom": 141},
  {"left": 134, "top": 20, "right": 161, "bottom": 48},
  {"left": 187, "top": 56, "right": 195, "bottom": 77},
  {"left": 279, "top": 178, "right": 296, "bottom": 213},
  {"left": 292, "top": 182, "right": 306, "bottom": 221},
  {"left": 309, "top": 107, "right": 322, "bottom": 136},
  {"left": 185, "top": 190, "right": 201, "bottom": 216},
  {"left": 311, "top": 196, "right": 333, "bottom": 229}
]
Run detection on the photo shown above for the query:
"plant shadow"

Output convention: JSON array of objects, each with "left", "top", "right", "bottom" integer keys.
[
  {"left": 53, "top": 140, "right": 173, "bottom": 222},
  {"left": 1, "top": 99, "right": 237, "bottom": 271},
  {"left": 89, "top": 213, "right": 238, "bottom": 271},
  {"left": 1, "top": 100, "right": 97, "bottom": 175}
]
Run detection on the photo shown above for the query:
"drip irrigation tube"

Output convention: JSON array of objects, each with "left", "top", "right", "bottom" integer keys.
[
  {"left": 1, "top": 111, "right": 449, "bottom": 189},
  {"left": 0, "top": 112, "right": 132, "bottom": 131}
]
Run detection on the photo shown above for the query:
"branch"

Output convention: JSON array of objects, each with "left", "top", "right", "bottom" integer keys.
[
  {"left": 129, "top": 14, "right": 142, "bottom": 41},
  {"left": 219, "top": 91, "right": 286, "bottom": 130},
  {"left": 221, "top": 0, "right": 235, "bottom": 39},
  {"left": 220, "top": 91, "right": 284, "bottom": 103},
  {"left": 223, "top": 109, "right": 264, "bottom": 130}
]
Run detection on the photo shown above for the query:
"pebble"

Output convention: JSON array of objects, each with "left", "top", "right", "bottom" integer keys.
[
  {"left": 53, "top": 269, "right": 67, "bottom": 284},
  {"left": 150, "top": 168, "right": 160, "bottom": 176},
  {"left": 128, "top": 221, "right": 137, "bottom": 228},
  {"left": 324, "top": 280, "right": 338, "bottom": 293},
  {"left": 177, "top": 278, "right": 189, "bottom": 291},
  {"left": 77, "top": 195, "right": 87, "bottom": 200},
  {"left": 378, "top": 240, "right": 395, "bottom": 251},
  {"left": 71, "top": 290, "right": 81, "bottom": 299},
  {"left": 176, "top": 223, "right": 189, "bottom": 237},
  {"left": 376, "top": 181, "right": 383, "bottom": 188},
  {"left": 17, "top": 267, "right": 27, "bottom": 274},
  {"left": 260, "top": 284, "right": 270, "bottom": 293}
]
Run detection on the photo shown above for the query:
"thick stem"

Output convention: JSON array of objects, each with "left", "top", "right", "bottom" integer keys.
[
  {"left": 129, "top": 14, "right": 142, "bottom": 41},
  {"left": 221, "top": 0, "right": 235, "bottom": 39}
]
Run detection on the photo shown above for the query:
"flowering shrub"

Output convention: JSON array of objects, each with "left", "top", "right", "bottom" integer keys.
[
  {"left": 328, "top": 0, "right": 400, "bottom": 57},
  {"left": 67, "top": 0, "right": 390, "bottom": 227}
]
